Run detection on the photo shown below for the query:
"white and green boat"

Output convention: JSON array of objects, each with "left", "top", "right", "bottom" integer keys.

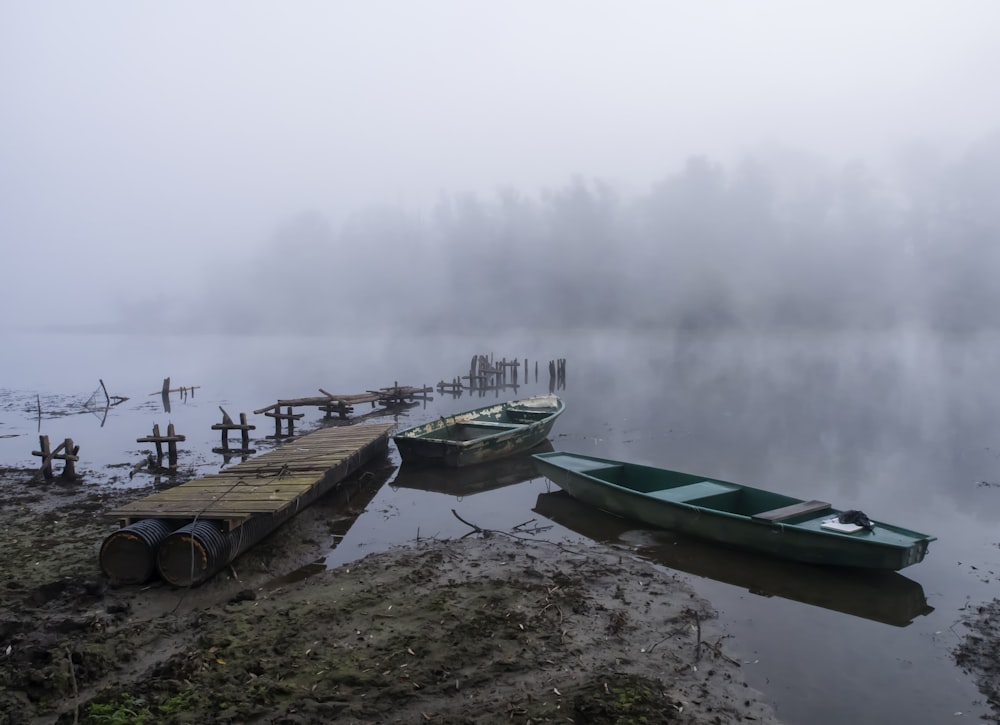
[
  {"left": 532, "top": 451, "right": 935, "bottom": 570},
  {"left": 393, "top": 395, "right": 564, "bottom": 467}
]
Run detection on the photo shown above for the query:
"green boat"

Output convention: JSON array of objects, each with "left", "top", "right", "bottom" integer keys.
[
  {"left": 533, "top": 491, "right": 933, "bottom": 626},
  {"left": 392, "top": 441, "right": 554, "bottom": 496},
  {"left": 532, "top": 451, "right": 936, "bottom": 570},
  {"left": 393, "top": 395, "right": 564, "bottom": 467}
]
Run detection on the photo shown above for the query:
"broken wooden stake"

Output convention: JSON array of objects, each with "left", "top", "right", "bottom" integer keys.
[
  {"left": 32, "top": 435, "right": 80, "bottom": 481},
  {"left": 211, "top": 407, "right": 256, "bottom": 453},
  {"left": 137, "top": 423, "right": 186, "bottom": 469}
]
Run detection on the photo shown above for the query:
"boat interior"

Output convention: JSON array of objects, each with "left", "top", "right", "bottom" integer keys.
[
  {"left": 549, "top": 454, "right": 830, "bottom": 523},
  {"left": 504, "top": 406, "right": 560, "bottom": 424},
  {"left": 417, "top": 421, "right": 522, "bottom": 441}
]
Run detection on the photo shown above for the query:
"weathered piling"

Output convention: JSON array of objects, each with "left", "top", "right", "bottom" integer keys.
[
  {"left": 137, "top": 423, "right": 186, "bottom": 469},
  {"left": 548, "top": 359, "right": 567, "bottom": 391},
  {"left": 254, "top": 384, "right": 433, "bottom": 426},
  {"left": 32, "top": 435, "right": 80, "bottom": 480},
  {"left": 211, "top": 407, "right": 256, "bottom": 454},
  {"left": 265, "top": 406, "right": 304, "bottom": 436}
]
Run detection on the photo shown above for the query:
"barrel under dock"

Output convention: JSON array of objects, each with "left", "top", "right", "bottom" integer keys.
[{"left": 101, "top": 423, "right": 393, "bottom": 586}]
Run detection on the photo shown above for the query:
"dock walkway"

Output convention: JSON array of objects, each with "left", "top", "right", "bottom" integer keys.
[{"left": 102, "top": 423, "right": 394, "bottom": 587}]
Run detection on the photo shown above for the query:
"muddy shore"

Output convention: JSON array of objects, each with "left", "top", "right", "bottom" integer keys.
[{"left": 0, "top": 462, "right": 996, "bottom": 724}]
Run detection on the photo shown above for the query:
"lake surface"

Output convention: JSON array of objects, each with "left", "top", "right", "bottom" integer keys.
[{"left": 1, "top": 327, "right": 997, "bottom": 723}]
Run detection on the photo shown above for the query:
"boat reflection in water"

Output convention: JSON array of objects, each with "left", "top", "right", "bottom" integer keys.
[
  {"left": 263, "top": 454, "right": 396, "bottom": 587},
  {"left": 391, "top": 441, "right": 554, "bottom": 497},
  {"left": 533, "top": 490, "right": 934, "bottom": 628}
]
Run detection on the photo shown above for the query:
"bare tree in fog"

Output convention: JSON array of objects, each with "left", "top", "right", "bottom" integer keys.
[{"left": 163, "top": 143, "right": 1000, "bottom": 337}]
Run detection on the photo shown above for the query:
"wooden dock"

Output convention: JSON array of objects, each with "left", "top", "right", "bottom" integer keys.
[
  {"left": 107, "top": 423, "right": 395, "bottom": 530},
  {"left": 253, "top": 384, "right": 433, "bottom": 429}
]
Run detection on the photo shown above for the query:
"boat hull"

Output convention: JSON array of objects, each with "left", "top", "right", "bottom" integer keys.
[
  {"left": 533, "top": 490, "right": 933, "bottom": 626},
  {"left": 532, "top": 452, "right": 935, "bottom": 570},
  {"left": 393, "top": 396, "right": 564, "bottom": 467}
]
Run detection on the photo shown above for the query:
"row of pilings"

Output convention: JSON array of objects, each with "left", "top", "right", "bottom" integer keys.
[{"left": 437, "top": 355, "right": 567, "bottom": 397}]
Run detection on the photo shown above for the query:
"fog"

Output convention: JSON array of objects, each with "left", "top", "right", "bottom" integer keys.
[{"left": 2, "top": 2, "right": 999, "bottom": 333}]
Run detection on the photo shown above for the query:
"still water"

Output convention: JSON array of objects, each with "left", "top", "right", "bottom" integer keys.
[{"left": 1, "top": 327, "right": 997, "bottom": 723}]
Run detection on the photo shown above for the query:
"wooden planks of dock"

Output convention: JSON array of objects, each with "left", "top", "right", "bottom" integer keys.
[{"left": 107, "top": 423, "right": 395, "bottom": 530}]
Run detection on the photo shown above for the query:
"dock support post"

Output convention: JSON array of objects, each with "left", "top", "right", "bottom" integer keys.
[
  {"left": 137, "top": 424, "right": 187, "bottom": 470},
  {"left": 212, "top": 408, "right": 256, "bottom": 455},
  {"left": 32, "top": 435, "right": 80, "bottom": 481}
]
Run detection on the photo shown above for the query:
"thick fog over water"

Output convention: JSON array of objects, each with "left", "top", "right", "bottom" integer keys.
[
  {"left": 5, "top": 7, "right": 1000, "bottom": 719},
  {"left": 2, "top": 2, "right": 999, "bottom": 333}
]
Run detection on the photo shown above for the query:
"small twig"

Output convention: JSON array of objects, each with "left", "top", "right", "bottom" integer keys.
[
  {"left": 66, "top": 646, "right": 79, "bottom": 724},
  {"left": 699, "top": 637, "right": 740, "bottom": 666},
  {"left": 541, "top": 602, "right": 564, "bottom": 624},
  {"left": 449, "top": 509, "right": 582, "bottom": 553},
  {"left": 694, "top": 610, "right": 701, "bottom": 662},
  {"left": 645, "top": 635, "right": 672, "bottom": 653},
  {"left": 451, "top": 509, "right": 484, "bottom": 533}
]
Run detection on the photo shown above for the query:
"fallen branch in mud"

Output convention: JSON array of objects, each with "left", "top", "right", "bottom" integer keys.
[
  {"left": 452, "top": 509, "right": 485, "bottom": 534},
  {"left": 700, "top": 635, "right": 740, "bottom": 666},
  {"left": 694, "top": 609, "right": 702, "bottom": 661},
  {"left": 511, "top": 517, "right": 552, "bottom": 534},
  {"left": 66, "top": 646, "right": 79, "bottom": 725},
  {"left": 449, "top": 510, "right": 576, "bottom": 554}
]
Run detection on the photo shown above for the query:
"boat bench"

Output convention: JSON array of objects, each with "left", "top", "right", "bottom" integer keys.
[
  {"left": 544, "top": 457, "right": 624, "bottom": 475},
  {"left": 751, "top": 499, "right": 831, "bottom": 522},
  {"left": 456, "top": 421, "right": 520, "bottom": 430},
  {"left": 647, "top": 481, "right": 740, "bottom": 503}
]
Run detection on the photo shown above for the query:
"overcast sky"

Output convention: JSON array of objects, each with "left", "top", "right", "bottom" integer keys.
[{"left": 2, "top": 1, "right": 999, "bottom": 326}]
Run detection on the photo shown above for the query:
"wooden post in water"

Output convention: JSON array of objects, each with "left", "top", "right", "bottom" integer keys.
[
  {"left": 61, "top": 438, "right": 78, "bottom": 479},
  {"left": 32, "top": 435, "right": 80, "bottom": 481},
  {"left": 265, "top": 406, "right": 304, "bottom": 436},
  {"left": 212, "top": 408, "right": 256, "bottom": 454},
  {"left": 137, "top": 424, "right": 186, "bottom": 470},
  {"left": 35, "top": 435, "right": 52, "bottom": 479}
]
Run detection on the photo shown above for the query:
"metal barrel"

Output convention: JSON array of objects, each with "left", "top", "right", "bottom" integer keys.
[
  {"left": 158, "top": 443, "right": 392, "bottom": 587},
  {"left": 156, "top": 519, "right": 242, "bottom": 587},
  {"left": 100, "top": 518, "right": 179, "bottom": 585}
]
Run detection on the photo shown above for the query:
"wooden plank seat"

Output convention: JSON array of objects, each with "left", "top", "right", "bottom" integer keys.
[
  {"left": 456, "top": 421, "right": 520, "bottom": 429},
  {"left": 752, "top": 499, "right": 831, "bottom": 522},
  {"left": 648, "top": 481, "right": 740, "bottom": 503}
]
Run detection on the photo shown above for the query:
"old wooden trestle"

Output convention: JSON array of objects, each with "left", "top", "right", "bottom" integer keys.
[
  {"left": 253, "top": 383, "right": 433, "bottom": 435},
  {"left": 100, "top": 423, "right": 394, "bottom": 587}
]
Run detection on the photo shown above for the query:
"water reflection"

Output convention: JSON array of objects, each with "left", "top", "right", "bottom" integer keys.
[
  {"left": 533, "top": 490, "right": 933, "bottom": 627},
  {"left": 265, "top": 455, "right": 394, "bottom": 588},
  {"left": 391, "top": 441, "right": 554, "bottom": 497}
]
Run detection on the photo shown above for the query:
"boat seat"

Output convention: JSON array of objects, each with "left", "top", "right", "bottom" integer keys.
[
  {"left": 752, "top": 500, "right": 831, "bottom": 522},
  {"left": 456, "top": 421, "right": 520, "bottom": 429},
  {"left": 647, "top": 481, "right": 740, "bottom": 503},
  {"left": 540, "top": 455, "right": 623, "bottom": 476}
]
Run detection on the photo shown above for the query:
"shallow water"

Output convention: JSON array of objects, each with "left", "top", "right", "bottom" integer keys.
[{"left": 1, "top": 327, "right": 997, "bottom": 722}]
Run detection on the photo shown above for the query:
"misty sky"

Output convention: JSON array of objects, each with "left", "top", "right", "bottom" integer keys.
[{"left": 2, "top": 2, "right": 999, "bottom": 327}]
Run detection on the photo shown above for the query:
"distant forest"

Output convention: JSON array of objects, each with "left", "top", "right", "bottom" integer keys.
[{"left": 177, "top": 134, "right": 1000, "bottom": 335}]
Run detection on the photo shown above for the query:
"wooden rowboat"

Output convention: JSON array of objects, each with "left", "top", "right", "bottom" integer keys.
[
  {"left": 533, "top": 490, "right": 933, "bottom": 626},
  {"left": 531, "top": 451, "right": 935, "bottom": 570},
  {"left": 392, "top": 441, "right": 554, "bottom": 496},
  {"left": 392, "top": 395, "right": 564, "bottom": 468}
]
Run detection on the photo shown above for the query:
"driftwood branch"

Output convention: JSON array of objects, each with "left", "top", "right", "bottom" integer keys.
[{"left": 450, "top": 510, "right": 578, "bottom": 553}]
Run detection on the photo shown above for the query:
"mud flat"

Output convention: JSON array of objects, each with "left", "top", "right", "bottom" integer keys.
[
  {"left": 955, "top": 599, "right": 1000, "bottom": 720},
  {"left": 0, "top": 464, "right": 787, "bottom": 724}
]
